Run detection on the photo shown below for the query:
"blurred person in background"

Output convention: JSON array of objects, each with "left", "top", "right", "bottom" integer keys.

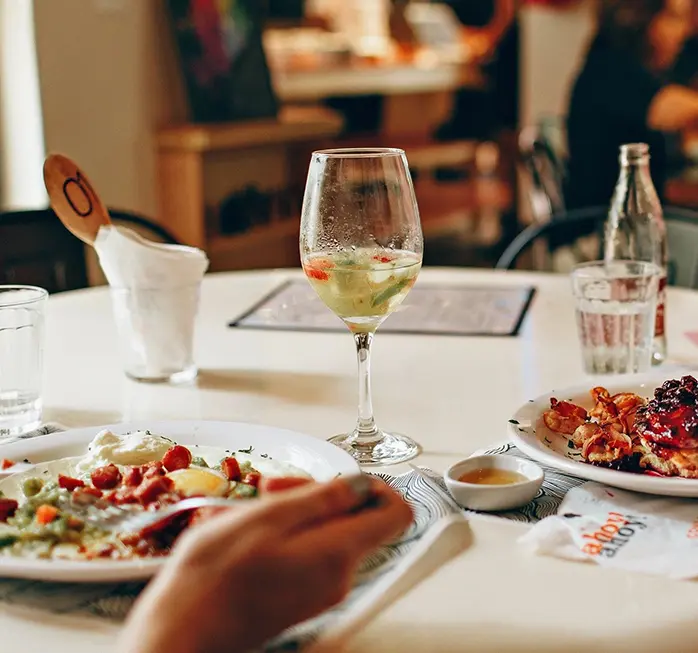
[
  {"left": 313, "top": 1, "right": 517, "bottom": 140},
  {"left": 671, "top": 0, "right": 698, "bottom": 86},
  {"left": 566, "top": 0, "right": 698, "bottom": 210},
  {"left": 434, "top": 0, "right": 518, "bottom": 143}
]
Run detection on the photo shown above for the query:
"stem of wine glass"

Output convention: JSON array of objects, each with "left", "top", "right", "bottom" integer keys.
[{"left": 353, "top": 331, "right": 380, "bottom": 444}]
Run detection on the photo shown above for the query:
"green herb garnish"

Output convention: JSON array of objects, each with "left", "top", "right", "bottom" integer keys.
[
  {"left": 508, "top": 419, "right": 519, "bottom": 425},
  {"left": 238, "top": 446, "right": 253, "bottom": 454},
  {"left": 371, "top": 279, "right": 409, "bottom": 307},
  {"left": 567, "top": 440, "right": 576, "bottom": 449},
  {"left": 0, "top": 534, "right": 17, "bottom": 548}
]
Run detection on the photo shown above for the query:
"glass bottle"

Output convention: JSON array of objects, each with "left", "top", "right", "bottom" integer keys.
[{"left": 604, "top": 143, "right": 668, "bottom": 365}]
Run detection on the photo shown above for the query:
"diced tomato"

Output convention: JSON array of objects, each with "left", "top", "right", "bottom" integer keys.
[
  {"left": 373, "top": 254, "right": 394, "bottom": 263},
  {"left": 119, "top": 532, "right": 140, "bottom": 547},
  {"left": 1, "top": 459, "right": 15, "bottom": 470},
  {"left": 305, "top": 267, "right": 330, "bottom": 281},
  {"left": 142, "top": 461, "right": 165, "bottom": 479},
  {"left": 58, "top": 475, "right": 85, "bottom": 491},
  {"left": 113, "top": 488, "right": 139, "bottom": 504},
  {"left": 72, "top": 486, "right": 103, "bottom": 504},
  {"left": 221, "top": 457, "right": 241, "bottom": 481},
  {"left": 123, "top": 466, "right": 143, "bottom": 487},
  {"left": 134, "top": 476, "right": 174, "bottom": 504},
  {"left": 242, "top": 472, "right": 261, "bottom": 488},
  {"left": 144, "top": 493, "right": 180, "bottom": 513},
  {"left": 312, "top": 257, "right": 334, "bottom": 269},
  {"left": 91, "top": 464, "right": 122, "bottom": 490},
  {"left": 35, "top": 504, "right": 59, "bottom": 525},
  {"left": 0, "top": 498, "right": 18, "bottom": 522},
  {"left": 96, "top": 544, "right": 116, "bottom": 558},
  {"left": 162, "top": 445, "right": 192, "bottom": 472},
  {"left": 101, "top": 490, "right": 119, "bottom": 504}
]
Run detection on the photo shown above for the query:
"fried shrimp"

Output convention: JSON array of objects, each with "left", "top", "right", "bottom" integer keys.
[
  {"left": 610, "top": 392, "right": 646, "bottom": 432},
  {"left": 581, "top": 425, "right": 634, "bottom": 464},
  {"left": 543, "top": 398, "right": 588, "bottom": 435}
]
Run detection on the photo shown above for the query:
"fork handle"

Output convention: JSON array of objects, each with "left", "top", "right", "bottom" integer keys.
[{"left": 305, "top": 515, "right": 472, "bottom": 653}]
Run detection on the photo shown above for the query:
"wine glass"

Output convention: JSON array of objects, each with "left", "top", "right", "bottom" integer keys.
[{"left": 300, "top": 148, "right": 424, "bottom": 466}]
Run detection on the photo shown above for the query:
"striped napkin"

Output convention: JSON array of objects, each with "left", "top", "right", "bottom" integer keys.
[{"left": 0, "top": 427, "right": 587, "bottom": 650}]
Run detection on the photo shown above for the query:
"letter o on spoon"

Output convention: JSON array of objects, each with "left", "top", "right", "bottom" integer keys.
[{"left": 42, "top": 153, "right": 112, "bottom": 245}]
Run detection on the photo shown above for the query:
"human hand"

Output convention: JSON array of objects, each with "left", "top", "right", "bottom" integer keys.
[
  {"left": 118, "top": 475, "right": 412, "bottom": 653},
  {"left": 461, "top": 27, "right": 500, "bottom": 61}
]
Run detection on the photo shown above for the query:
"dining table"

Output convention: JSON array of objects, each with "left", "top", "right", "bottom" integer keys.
[{"left": 4, "top": 266, "right": 698, "bottom": 653}]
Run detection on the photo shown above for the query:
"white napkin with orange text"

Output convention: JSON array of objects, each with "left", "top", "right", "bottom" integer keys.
[{"left": 519, "top": 482, "right": 698, "bottom": 580}]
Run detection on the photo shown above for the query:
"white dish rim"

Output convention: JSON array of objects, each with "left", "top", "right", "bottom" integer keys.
[
  {"left": 508, "top": 371, "right": 698, "bottom": 497},
  {"left": 0, "top": 419, "right": 359, "bottom": 582}
]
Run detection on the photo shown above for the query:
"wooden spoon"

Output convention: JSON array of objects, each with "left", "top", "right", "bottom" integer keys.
[{"left": 43, "top": 153, "right": 111, "bottom": 245}]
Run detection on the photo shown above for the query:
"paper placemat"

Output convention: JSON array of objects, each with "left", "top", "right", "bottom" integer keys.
[
  {"left": 229, "top": 280, "right": 536, "bottom": 337},
  {"left": 0, "top": 428, "right": 581, "bottom": 651}
]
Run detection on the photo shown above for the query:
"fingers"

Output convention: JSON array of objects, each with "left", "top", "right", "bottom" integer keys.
[
  {"left": 184, "top": 474, "right": 377, "bottom": 548},
  {"left": 254, "top": 474, "right": 377, "bottom": 533},
  {"left": 260, "top": 476, "right": 313, "bottom": 493},
  {"left": 175, "top": 475, "right": 410, "bottom": 571},
  {"left": 287, "top": 482, "right": 413, "bottom": 560}
]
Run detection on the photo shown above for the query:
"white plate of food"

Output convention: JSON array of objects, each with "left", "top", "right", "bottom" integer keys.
[
  {"left": 0, "top": 420, "right": 359, "bottom": 582},
  {"left": 508, "top": 372, "right": 698, "bottom": 498}
]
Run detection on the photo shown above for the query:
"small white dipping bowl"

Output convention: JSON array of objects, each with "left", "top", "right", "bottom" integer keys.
[{"left": 444, "top": 455, "right": 544, "bottom": 512}]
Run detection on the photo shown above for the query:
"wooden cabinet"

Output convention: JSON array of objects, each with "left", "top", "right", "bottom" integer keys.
[{"left": 155, "top": 105, "right": 343, "bottom": 271}]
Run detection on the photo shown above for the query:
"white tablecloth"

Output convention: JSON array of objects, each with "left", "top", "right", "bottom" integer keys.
[{"left": 3, "top": 268, "right": 698, "bottom": 652}]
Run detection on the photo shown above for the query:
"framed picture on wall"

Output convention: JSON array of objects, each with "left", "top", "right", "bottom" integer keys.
[{"left": 167, "top": 0, "right": 278, "bottom": 123}]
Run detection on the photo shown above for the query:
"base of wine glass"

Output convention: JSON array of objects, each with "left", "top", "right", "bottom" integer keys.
[{"left": 328, "top": 430, "right": 421, "bottom": 467}]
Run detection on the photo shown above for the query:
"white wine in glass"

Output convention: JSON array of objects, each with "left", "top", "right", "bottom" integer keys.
[{"left": 300, "top": 148, "right": 424, "bottom": 466}]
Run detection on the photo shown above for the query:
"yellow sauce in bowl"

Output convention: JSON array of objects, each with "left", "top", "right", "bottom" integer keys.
[{"left": 458, "top": 468, "right": 527, "bottom": 486}]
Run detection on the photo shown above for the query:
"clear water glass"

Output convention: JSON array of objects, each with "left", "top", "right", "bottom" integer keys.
[
  {"left": 111, "top": 284, "right": 200, "bottom": 384},
  {"left": 571, "top": 261, "right": 660, "bottom": 375},
  {"left": 0, "top": 286, "right": 47, "bottom": 437}
]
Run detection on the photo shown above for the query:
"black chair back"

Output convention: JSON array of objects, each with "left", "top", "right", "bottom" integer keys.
[
  {"left": 0, "top": 208, "right": 180, "bottom": 293},
  {"left": 495, "top": 205, "right": 698, "bottom": 290},
  {"left": 108, "top": 210, "right": 180, "bottom": 245},
  {"left": 518, "top": 125, "right": 567, "bottom": 224},
  {"left": 0, "top": 209, "right": 88, "bottom": 293}
]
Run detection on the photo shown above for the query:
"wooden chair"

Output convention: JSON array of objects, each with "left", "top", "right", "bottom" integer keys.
[{"left": 0, "top": 208, "right": 180, "bottom": 293}]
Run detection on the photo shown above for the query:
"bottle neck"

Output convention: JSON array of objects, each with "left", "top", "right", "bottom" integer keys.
[
  {"left": 619, "top": 156, "right": 651, "bottom": 179},
  {"left": 618, "top": 144, "right": 654, "bottom": 188},
  {"left": 613, "top": 157, "right": 661, "bottom": 213}
]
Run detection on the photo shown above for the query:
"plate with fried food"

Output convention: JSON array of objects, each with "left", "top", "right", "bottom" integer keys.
[{"left": 508, "top": 373, "right": 698, "bottom": 497}]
